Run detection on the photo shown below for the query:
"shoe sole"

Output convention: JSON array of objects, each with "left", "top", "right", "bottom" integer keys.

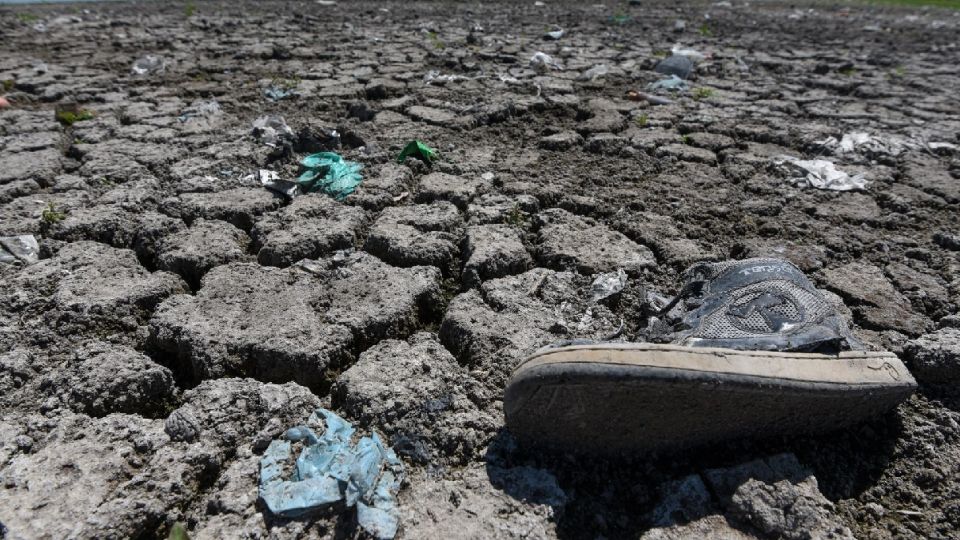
[{"left": 504, "top": 343, "right": 917, "bottom": 455}]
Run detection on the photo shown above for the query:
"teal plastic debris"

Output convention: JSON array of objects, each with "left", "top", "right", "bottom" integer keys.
[
  {"left": 259, "top": 409, "right": 404, "bottom": 540},
  {"left": 647, "top": 75, "right": 689, "bottom": 92},
  {"left": 396, "top": 140, "right": 437, "bottom": 164},
  {"left": 297, "top": 152, "right": 363, "bottom": 200}
]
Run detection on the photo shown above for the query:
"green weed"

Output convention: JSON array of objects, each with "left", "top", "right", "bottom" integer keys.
[
  {"left": 635, "top": 113, "right": 649, "bottom": 127},
  {"left": 698, "top": 23, "right": 713, "bottom": 36},
  {"left": 692, "top": 87, "right": 715, "bottom": 100},
  {"left": 55, "top": 109, "right": 95, "bottom": 126},
  {"left": 16, "top": 13, "right": 39, "bottom": 23},
  {"left": 42, "top": 203, "right": 65, "bottom": 224}
]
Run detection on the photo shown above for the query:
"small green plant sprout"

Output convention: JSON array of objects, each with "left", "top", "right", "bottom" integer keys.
[
  {"left": 635, "top": 113, "right": 649, "bottom": 127},
  {"left": 42, "top": 203, "right": 65, "bottom": 224},
  {"left": 692, "top": 87, "right": 714, "bottom": 100},
  {"left": 55, "top": 105, "right": 95, "bottom": 126},
  {"left": 427, "top": 31, "right": 445, "bottom": 49},
  {"left": 698, "top": 23, "right": 713, "bottom": 36}
]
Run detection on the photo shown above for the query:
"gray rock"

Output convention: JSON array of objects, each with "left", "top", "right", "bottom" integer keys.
[
  {"left": 348, "top": 163, "right": 414, "bottom": 211},
  {"left": 539, "top": 130, "right": 584, "bottom": 151},
  {"left": 408, "top": 105, "right": 457, "bottom": 126},
  {"left": 333, "top": 333, "right": 496, "bottom": 462},
  {"left": 0, "top": 241, "right": 187, "bottom": 349},
  {"left": 150, "top": 252, "right": 441, "bottom": 389},
  {"left": 536, "top": 208, "right": 656, "bottom": 275},
  {"left": 649, "top": 475, "right": 716, "bottom": 527},
  {"left": 399, "top": 465, "right": 565, "bottom": 539},
  {"left": 626, "top": 213, "right": 715, "bottom": 267},
  {"left": 656, "top": 143, "right": 718, "bottom": 164},
  {"left": 441, "top": 268, "right": 622, "bottom": 389},
  {"left": 416, "top": 172, "right": 491, "bottom": 210},
  {"left": 172, "top": 188, "right": 284, "bottom": 231},
  {"left": 701, "top": 453, "right": 852, "bottom": 540},
  {"left": 59, "top": 341, "right": 176, "bottom": 417},
  {"left": 641, "top": 515, "right": 760, "bottom": 539},
  {"left": 251, "top": 195, "right": 367, "bottom": 267},
  {"left": 585, "top": 133, "right": 629, "bottom": 155},
  {"left": 820, "top": 262, "right": 931, "bottom": 336},
  {"left": 156, "top": 218, "right": 251, "bottom": 288},
  {"left": 467, "top": 193, "right": 540, "bottom": 225},
  {"left": 364, "top": 201, "right": 462, "bottom": 271},
  {"left": 903, "top": 328, "right": 960, "bottom": 383},
  {"left": 462, "top": 224, "right": 533, "bottom": 288}
]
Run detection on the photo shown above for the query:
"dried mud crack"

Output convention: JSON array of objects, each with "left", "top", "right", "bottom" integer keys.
[{"left": 1, "top": 0, "right": 959, "bottom": 539}]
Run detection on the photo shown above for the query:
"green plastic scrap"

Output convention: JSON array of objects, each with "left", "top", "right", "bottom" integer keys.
[
  {"left": 396, "top": 140, "right": 437, "bottom": 164},
  {"left": 297, "top": 152, "right": 363, "bottom": 200}
]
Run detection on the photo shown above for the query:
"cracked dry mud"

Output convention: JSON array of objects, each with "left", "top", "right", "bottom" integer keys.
[{"left": 1, "top": 1, "right": 959, "bottom": 539}]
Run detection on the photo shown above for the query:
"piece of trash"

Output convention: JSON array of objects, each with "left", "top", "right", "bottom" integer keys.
[
  {"left": 654, "top": 54, "right": 694, "bottom": 79},
  {"left": 0, "top": 235, "right": 40, "bottom": 266},
  {"left": 928, "top": 141, "right": 959, "bottom": 152},
  {"left": 814, "top": 132, "right": 918, "bottom": 158},
  {"left": 0, "top": 96, "right": 9, "bottom": 109},
  {"left": 296, "top": 126, "right": 341, "bottom": 152},
  {"left": 177, "top": 100, "right": 221, "bottom": 123},
  {"left": 263, "top": 86, "right": 297, "bottom": 102},
  {"left": 249, "top": 169, "right": 299, "bottom": 198},
  {"left": 627, "top": 90, "right": 673, "bottom": 105},
  {"left": 259, "top": 408, "right": 404, "bottom": 539},
  {"left": 530, "top": 51, "right": 563, "bottom": 72},
  {"left": 423, "top": 71, "right": 463, "bottom": 85},
  {"left": 252, "top": 115, "right": 295, "bottom": 147},
  {"left": 396, "top": 140, "right": 438, "bottom": 164},
  {"left": 316, "top": 0, "right": 337, "bottom": 5},
  {"left": 392, "top": 191, "right": 409, "bottom": 203},
  {"left": 578, "top": 64, "right": 610, "bottom": 81},
  {"left": 544, "top": 28, "right": 565, "bottom": 40},
  {"left": 590, "top": 269, "right": 628, "bottom": 303},
  {"left": 673, "top": 19, "right": 686, "bottom": 32},
  {"left": 298, "top": 152, "right": 363, "bottom": 200},
  {"left": 670, "top": 44, "right": 706, "bottom": 62},
  {"left": 773, "top": 155, "right": 868, "bottom": 191},
  {"left": 534, "top": 1, "right": 545, "bottom": 5},
  {"left": 647, "top": 75, "right": 689, "bottom": 92},
  {"left": 131, "top": 55, "right": 165, "bottom": 76}
]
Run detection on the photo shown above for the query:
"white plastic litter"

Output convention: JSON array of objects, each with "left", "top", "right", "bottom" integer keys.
[
  {"left": 247, "top": 169, "right": 299, "bottom": 198},
  {"left": 0, "top": 235, "right": 39, "bottom": 266},
  {"left": 530, "top": 51, "right": 563, "bottom": 71},
  {"left": 590, "top": 269, "right": 628, "bottom": 303},
  {"left": 131, "top": 55, "right": 165, "bottom": 76},
  {"left": 578, "top": 64, "right": 609, "bottom": 81},
  {"left": 773, "top": 155, "right": 868, "bottom": 191},
  {"left": 814, "top": 132, "right": 917, "bottom": 157},
  {"left": 670, "top": 44, "right": 706, "bottom": 62},
  {"left": 545, "top": 28, "right": 565, "bottom": 40},
  {"left": 251, "top": 115, "right": 295, "bottom": 147}
]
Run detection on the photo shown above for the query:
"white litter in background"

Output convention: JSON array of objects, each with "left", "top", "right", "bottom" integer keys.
[
  {"left": 814, "top": 131, "right": 917, "bottom": 157},
  {"left": 670, "top": 44, "right": 706, "bottom": 62},
  {"left": 773, "top": 155, "right": 868, "bottom": 191},
  {"left": 545, "top": 28, "right": 565, "bottom": 40},
  {"left": 590, "top": 269, "right": 628, "bottom": 303},
  {"left": 530, "top": 51, "right": 563, "bottom": 71}
]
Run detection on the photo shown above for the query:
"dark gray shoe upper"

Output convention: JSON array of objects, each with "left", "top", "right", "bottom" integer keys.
[{"left": 670, "top": 258, "right": 862, "bottom": 353}]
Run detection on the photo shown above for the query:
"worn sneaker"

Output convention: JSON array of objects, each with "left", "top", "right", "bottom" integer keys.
[{"left": 504, "top": 258, "right": 916, "bottom": 454}]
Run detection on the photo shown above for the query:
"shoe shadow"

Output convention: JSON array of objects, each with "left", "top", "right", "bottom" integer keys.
[{"left": 484, "top": 408, "right": 905, "bottom": 539}]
